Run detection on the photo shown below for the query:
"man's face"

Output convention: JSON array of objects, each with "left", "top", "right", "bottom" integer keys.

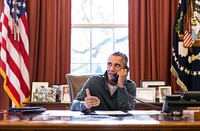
[{"left": 107, "top": 55, "right": 125, "bottom": 82}]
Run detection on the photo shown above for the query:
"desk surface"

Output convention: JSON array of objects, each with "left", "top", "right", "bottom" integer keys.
[
  {"left": 23, "top": 101, "right": 163, "bottom": 110},
  {"left": 0, "top": 110, "right": 200, "bottom": 131}
]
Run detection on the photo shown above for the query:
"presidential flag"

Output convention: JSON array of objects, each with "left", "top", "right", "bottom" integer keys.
[
  {"left": 0, "top": 0, "right": 30, "bottom": 106},
  {"left": 171, "top": 0, "right": 200, "bottom": 91}
]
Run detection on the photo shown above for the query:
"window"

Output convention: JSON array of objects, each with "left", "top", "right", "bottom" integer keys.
[{"left": 71, "top": 0, "right": 128, "bottom": 74}]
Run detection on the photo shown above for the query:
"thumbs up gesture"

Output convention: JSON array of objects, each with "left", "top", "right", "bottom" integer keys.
[{"left": 84, "top": 88, "right": 100, "bottom": 109}]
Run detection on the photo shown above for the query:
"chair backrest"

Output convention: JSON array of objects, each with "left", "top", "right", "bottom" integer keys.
[{"left": 65, "top": 74, "right": 94, "bottom": 103}]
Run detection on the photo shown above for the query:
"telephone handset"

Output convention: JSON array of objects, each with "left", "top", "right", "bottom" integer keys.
[{"left": 111, "top": 67, "right": 129, "bottom": 85}]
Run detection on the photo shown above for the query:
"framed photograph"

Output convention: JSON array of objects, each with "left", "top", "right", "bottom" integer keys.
[
  {"left": 140, "top": 80, "right": 166, "bottom": 88},
  {"left": 31, "top": 82, "right": 49, "bottom": 102},
  {"left": 32, "top": 92, "right": 47, "bottom": 102},
  {"left": 147, "top": 86, "right": 160, "bottom": 102},
  {"left": 51, "top": 84, "right": 62, "bottom": 102},
  {"left": 136, "top": 87, "right": 156, "bottom": 102},
  {"left": 159, "top": 86, "right": 172, "bottom": 102},
  {"left": 61, "top": 85, "right": 71, "bottom": 103}
]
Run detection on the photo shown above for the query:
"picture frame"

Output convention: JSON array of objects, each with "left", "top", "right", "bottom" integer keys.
[
  {"left": 51, "top": 84, "right": 62, "bottom": 102},
  {"left": 147, "top": 86, "right": 160, "bottom": 102},
  {"left": 158, "top": 86, "right": 172, "bottom": 102},
  {"left": 136, "top": 87, "right": 156, "bottom": 102},
  {"left": 140, "top": 80, "right": 166, "bottom": 88},
  {"left": 60, "top": 85, "right": 71, "bottom": 103},
  {"left": 31, "top": 82, "right": 49, "bottom": 102}
]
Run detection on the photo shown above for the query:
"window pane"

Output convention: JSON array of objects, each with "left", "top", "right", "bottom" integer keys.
[
  {"left": 71, "top": 64, "right": 90, "bottom": 74},
  {"left": 92, "top": 63, "right": 107, "bottom": 73},
  {"left": 114, "top": 0, "right": 128, "bottom": 24},
  {"left": 114, "top": 28, "right": 128, "bottom": 52},
  {"left": 71, "top": 28, "right": 91, "bottom": 63},
  {"left": 91, "top": 0, "right": 113, "bottom": 24},
  {"left": 92, "top": 28, "right": 114, "bottom": 63},
  {"left": 72, "top": 0, "right": 91, "bottom": 24}
]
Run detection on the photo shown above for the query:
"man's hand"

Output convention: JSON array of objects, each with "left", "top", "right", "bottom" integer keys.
[
  {"left": 84, "top": 88, "right": 100, "bottom": 109},
  {"left": 117, "top": 68, "right": 128, "bottom": 88}
]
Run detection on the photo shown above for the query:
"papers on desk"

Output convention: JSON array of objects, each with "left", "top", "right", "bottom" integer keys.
[
  {"left": 43, "top": 110, "right": 83, "bottom": 116},
  {"left": 43, "top": 110, "right": 161, "bottom": 116},
  {"left": 128, "top": 110, "right": 161, "bottom": 115},
  {"left": 95, "top": 110, "right": 161, "bottom": 115},
  {"left": 35, "top": 110, "right": 160, "bottom": 124},
  {"left": 95, "top": 110, "right": 128, "bottom": 115}
]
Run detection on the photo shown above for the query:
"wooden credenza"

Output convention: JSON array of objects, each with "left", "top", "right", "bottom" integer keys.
[{"left": 23, "top": 102, "right": 162, "bottom": 110}]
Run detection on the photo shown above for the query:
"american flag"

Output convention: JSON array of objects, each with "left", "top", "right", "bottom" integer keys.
[
  {"left": 183, "top": 30, "right": 194, "bottom": 47},
  {"left": 0, "top": 0, "right": 30, "bottom": 107},
  {"left": 183, "top": 12, "right": 194, "bottom": 47}
]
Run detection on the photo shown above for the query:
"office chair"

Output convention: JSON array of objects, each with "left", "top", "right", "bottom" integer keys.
[{"left": 65, "top": 74, "right": 94, "bottom": 103}]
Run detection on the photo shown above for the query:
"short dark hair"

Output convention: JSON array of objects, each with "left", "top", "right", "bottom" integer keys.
[{"left": 111, "top": 51, "right": 128, "bottom": 66}]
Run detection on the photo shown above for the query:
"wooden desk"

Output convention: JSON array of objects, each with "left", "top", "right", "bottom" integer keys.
[
  {"left": 135, "top": 102, "right": 162, "bottom": 110},
  {"left": 0, "top": 110, "right": 200, "bottom": 131},
  {"left": 23, "top": 102, "right": 162, "bottom": 110}
]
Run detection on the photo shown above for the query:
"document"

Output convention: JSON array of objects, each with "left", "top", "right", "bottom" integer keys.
[
  {"left": 43, "top": 110, "right": 83, "bottom": 116},
  {"left": 128, "top": 110, "right": 161, "bottom": 115},
  {"left": 95, "top": 110, "right": 128, "bottom": 115}
]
